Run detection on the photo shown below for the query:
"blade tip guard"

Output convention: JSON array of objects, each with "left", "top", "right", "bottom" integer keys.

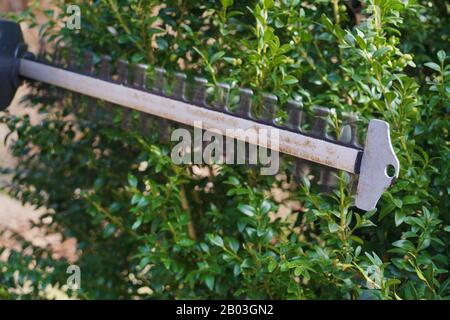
[
  {"left": 355, "top": 119, "right": 400, "bottom": 211},
  {"left": 0, "top": 19, "right": 27, "bottom": 111}
]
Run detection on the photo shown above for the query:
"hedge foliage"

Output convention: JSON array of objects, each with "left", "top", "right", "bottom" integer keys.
[{"left": 0, "top": 0, "right": 449, "bottom": 299}]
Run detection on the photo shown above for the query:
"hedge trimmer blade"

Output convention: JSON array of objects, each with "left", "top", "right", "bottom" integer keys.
[{"left": 0, "top": 19, "right": 400, "bottom": 211}]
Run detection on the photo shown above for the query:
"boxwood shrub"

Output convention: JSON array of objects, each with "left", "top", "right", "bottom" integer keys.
[{"left": 0, "top": 0, "right": 448, "bottom": 299}]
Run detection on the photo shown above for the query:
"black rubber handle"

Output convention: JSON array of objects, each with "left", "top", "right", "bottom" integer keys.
[{"left": 0, "top": 19, "right": 27, "bottom": 110}]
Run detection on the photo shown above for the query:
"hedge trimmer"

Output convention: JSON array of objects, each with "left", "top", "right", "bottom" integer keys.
[{"left": 0, "top": 20, "right": 399, "bottom": 211}]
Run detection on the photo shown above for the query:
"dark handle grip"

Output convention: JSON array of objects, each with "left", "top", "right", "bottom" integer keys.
[{"left": 0, "top": 19, "right": 28, "bottom": 110}]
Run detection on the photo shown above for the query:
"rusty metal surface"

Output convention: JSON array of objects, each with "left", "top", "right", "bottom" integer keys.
[{"left": 19, "top": 58, "right": 361, "bottom": 174}]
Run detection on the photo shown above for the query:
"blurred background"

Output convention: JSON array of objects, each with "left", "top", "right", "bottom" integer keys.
[
  {"left": 0, "top": 0, "right": 75, "bottom": 264},
  {"left": 0, "top": 0, "right": 27, "bottom": 12}
]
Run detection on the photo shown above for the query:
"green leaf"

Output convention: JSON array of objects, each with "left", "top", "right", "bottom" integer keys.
[
  {"left": 274, "top": 18, "right": 284, "bottom": 28},
  {"left": 128, "top": 174, "right": 138, "bottom": 188},
  {"left": 354, "top": 34, "right": 366, "bottom": 49},
  {"left": 131, "top": 53, "right": 144, "bottom": 64},
  {"left": 372, "top": 252, "right": 383, "bottom": 266},
  {"left": 424, "top": 62, "right": 441, "bottom": 72},
  {"left": 220, "top": 0, "right": 234, "bottom": 8},
  {"left": 260, "top": 200, "right": 271, "bottom": 215},
  {"left": 392, "top": 239, "right": 415, "bottom": 252},
  {"left": 264, "top": 0, "right": 274, "bottom": 9},
  {"left": 393, "top": 198, "right": 403, "bottom": 208},
  {"left": 354, "top": 246, "right": 362, "bottom": 257},
  {"left": 350, "top": 235, "right": 364, "bottom": 245},
  {"left": 106, "top": 26, "right": 117, "bottom": 36},
  {"left": 415, "top": 267, "right": 427, "bottom": 283},
  {"left": 233, "top": 264, "right": 241, "bottom": 276},
  {"left": 137, "top": 196, "right": 149, "bottom": 208},
  {"left": 131, "top": 219, "right": 142, "bottom": 230},
  {"left": 379, "top": 202, "right": 396, "bottom": 220},
  {"left": 402, "top": 195, "right": 420, "bottom": 205},
  {"left": 395, "top": 211, "right": 405, "bottom": 226},
  {"left": 156, "top": 37, "right": 168, "bottom": 50},
  {"left": 437, "top": 50, "right": 446, "bottom": 64},
  {"left": 240, "top": 258, "right": 251, "bottom": 269},
  {"left": 321, "top": 14, "right": 335, "bottom": 32},
  {"left": 94, "top": 177, "right": 104, "bottom": 189},
  {"left": 294, "top": 267, "right": 303, "bottom": 276},
  {"left": 283, "top": 75, "right": 298, "bottom": 85},
  {"left": 131, "top": 194, "right": 141, "bottom": 205},
  {"left": 386, "top": 279, "right": 401, "bottom": 288},
  {"left": 238, "top": 204, "right": 255, "bottom": 217},
  {"left": 228, "top": 238, "right": 240, "bottom": 253},
  {"left": 373, "top": 46, "right": 390, "bottom": 58},
  {"left": 109, "top": 202, "right": 121, "bottom": 213},
  {"left": 208, "top": 234, "right": 224, "bottom": 247},
  {"left": 178, "top": 238, "right": 195, "bottom": 247},
  {"left": 204, "top": 275, "right": 215, "bottom": 290},
  {"left": 226, "top": 176, "right": 240, "bottom": 186},
  {"left": 279, "top": 43, "right": 292, "bottom": 54},
  {"left": 328, "top": 221, "right": 339, "bottom": 233},
  {"left": 139, "top": 257, "right": 150, "bottom": 269},
  {"left": 210, "top": 51, "right": 225, "bottom": 64},
  {"left": 102, "top": 223, "right": 116, "bottom": 238},
  {"left": 268, "top": 260, "right": 277, "bottom": 273}
]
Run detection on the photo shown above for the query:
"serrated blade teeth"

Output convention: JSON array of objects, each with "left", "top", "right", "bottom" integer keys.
[
  {"left": 339, "top": 124, "right": 352, "bottom": 144},
  {"left": 38, "top": 49, "right": 365, "bottom": 191},
  {"left": 310, "top": 107, "right": 333, "bottom": 188},
  {"left": 117, "top": 59, "right": 130, "bottom": 82},
  {"left": 172, "top": 72, "right": 187, "bottom": 100},
  {"left": 213, "top": 82, "right": 230, "bottom": 111},
  {"left": 340, "top": 112, "right": 360, "bottom": 147},
  {"left": 66, "top": 49, "right": 81, "bottom": 113},
  {"left": 99, "top": 55, "right": 112, "bottom": 80},
  {"left": 83, "top": 51, "right": 94, "bottom": 75},
  {"left": 152, "top": 67, "right": 166, "bottom": 94},
  {"left": 116, "top": 60, "right": 131, "bottom": 129},
  {"left": 192, "top": 77, "right": 208, "bottom": 107},
  {"left": 82, "top": 51, "right": 96, "bottom": 118},
  {"left": 38, "top": 38, "right": 47, "bottom": 60},
  {"left": 68, "top": 48, "right": 78, "bottom": 70},
  {"left": 132, "top": 64, "right": 148, "bottom": 89},
  {"left": 99, "top": 56, "right": 114, "bottom": 125},
  {"left": 131, "top": 64, "right": 150, "bottom": 135},
  {"left": 52, "top": 46, "right": 65, "bottom": 99},
  {"left": 117, "top": 59, "right": 129, "bottom": 85},
  {"left": 57, "top": 46, "right": 67, "bottom": 66},
  {"left": 260, "top": 93, "right": 278, "bottom": 124},
  {"left": 285, "top": 100, "right": 303, "bottom": 132},
  {"left": 52, "top": 46, "right": 63, "bottom": 66},
  {"left": 236, "top": 88, "right": 253, "bottom": 118},
  {"left": 311, "top": 106, "right": 331, "bottom": 138},
  {"left": 150, "top": 68, "right": 170, "bottom": 141}
]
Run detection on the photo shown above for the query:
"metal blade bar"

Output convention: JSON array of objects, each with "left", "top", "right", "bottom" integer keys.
[{"left": 19, "top": 58, "right": 361, "bottom": 174}]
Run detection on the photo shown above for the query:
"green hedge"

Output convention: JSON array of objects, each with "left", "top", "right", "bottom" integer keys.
[{"left": 0, "top": 0, "right": 448, "bottom": 299}]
